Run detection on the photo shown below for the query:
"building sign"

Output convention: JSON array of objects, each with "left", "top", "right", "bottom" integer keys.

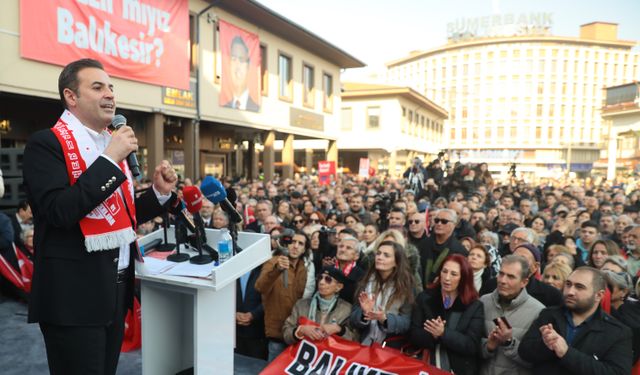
[
  {"left": 217, "top": 137, "right": 234, "bottom": 151},
  {"left": 447, "top": 12, "right": 553, "bottom": 42},
  {"left": 20, "top": 0, "right": 190, "bottom": 89},
  {"left": 162, "top": 80, "right": 196, "bottom": 108},
  {"left": 290, "top": 108, "right": 324, "bottom": 132},
  {"left": 219, "top": 20, "right": 261, "bottom": 112}
]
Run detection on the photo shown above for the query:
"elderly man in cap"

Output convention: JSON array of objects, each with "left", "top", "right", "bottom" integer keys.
[{"left": 513, "top": 243, "right": 563, "bottom": 307}]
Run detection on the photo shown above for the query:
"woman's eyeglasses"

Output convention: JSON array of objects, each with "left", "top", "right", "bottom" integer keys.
[
  {"left": 293, "top": 219, "right": 305, "bottom": 224},
  {"left": 408, "top": 220, "right": 421, "bottom": 224},
  {"left": 310, "top": 219, "right": 320, "bottom": 223}
]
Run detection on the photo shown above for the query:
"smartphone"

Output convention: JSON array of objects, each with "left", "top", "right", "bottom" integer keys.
[{"left": 493, "top": 317, "right": 512, "bottom": 329}]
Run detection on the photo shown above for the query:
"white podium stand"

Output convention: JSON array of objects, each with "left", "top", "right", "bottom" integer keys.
[{"left": 136, "top": 228, "right": 270, "bottom": 375}]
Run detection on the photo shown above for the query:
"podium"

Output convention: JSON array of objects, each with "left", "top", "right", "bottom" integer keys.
[{"left": 136, "top": 228, "right": 270, "bottom": 375}]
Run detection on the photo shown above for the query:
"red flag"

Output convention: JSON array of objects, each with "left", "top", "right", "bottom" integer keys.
[
  {"left": 261, "top": 317, "right": 448, "bottom": 375},
  {"left": 0, "top": 245, "right": 27, "bottom": 292}
]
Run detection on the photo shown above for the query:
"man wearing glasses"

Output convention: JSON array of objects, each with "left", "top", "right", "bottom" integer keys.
[
  {"left": 420, "top": 208, "right": 467, "bottom": 286},
  {"left": 223, "top": 36, "right": 259, "bottom": 111},
  {"left": 408, "top": 212, "right": 429, "bottom": 255}
]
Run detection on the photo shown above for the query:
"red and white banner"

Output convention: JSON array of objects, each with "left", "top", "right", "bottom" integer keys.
[
  {"left": 261, "top": 319, "right": 447, "bottom": 375},
  {"left": 20, "top": 0, "right": 190, "bottom": 89},
  {"left": 358, "top": 158, "right": 370, "bottom": 178},
  {"left": 318, "top": 161, "right": 336, "bottom": 186}
]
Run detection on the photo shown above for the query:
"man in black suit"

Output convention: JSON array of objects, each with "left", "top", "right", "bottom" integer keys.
[
  {"left": 235, "top": 265, "right": 267, "bottom": 360},
  {"left": 223, "top": 36, "right": 260, "bottom": 112},
  {"left": 23, "top": 58, "right": 177, "bottom": 375}
]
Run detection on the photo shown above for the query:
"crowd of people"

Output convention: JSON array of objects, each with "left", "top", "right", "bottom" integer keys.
[
  {"left": 3, "top": 157, "right": 640, "bottom": 374},
  {"left": 161, "top": 161, "right": 639, "bottom": 374}
]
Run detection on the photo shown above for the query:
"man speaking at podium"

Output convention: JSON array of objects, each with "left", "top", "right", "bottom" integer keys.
[{"left": 23, "top": 58, "right": 178, "bottom": 375}]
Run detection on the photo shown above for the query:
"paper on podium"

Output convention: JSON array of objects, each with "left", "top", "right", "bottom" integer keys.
[
  {"left": 140, "top": 257, "right": 179, "bottom": 275},
  {"left": 163, "top": 261, "right": 216, "bottom": 278}
]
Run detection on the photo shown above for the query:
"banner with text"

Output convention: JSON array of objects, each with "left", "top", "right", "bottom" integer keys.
[
  {"left": 261, "top": 323, "right": 446, "bottom": 375},
  {"left": 318, "top": 161, "right": 336, "bottom": 186},
  {"left": 218, "top": 20, "right": 261, "bottom": 111},
  {"left": 20, "top": 0, "right": 190, "bottom": 89}
]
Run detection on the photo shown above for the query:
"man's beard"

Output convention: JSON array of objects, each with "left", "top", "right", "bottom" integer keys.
[{"left": 565, "top": 293, "right": 597, "bottom": 315}]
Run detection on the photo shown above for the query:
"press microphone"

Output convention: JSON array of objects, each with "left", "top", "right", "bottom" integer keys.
[
  {"left": 276, "top": 228, "right": 295, "bottom": 289},
  {"left": 110, "top": 114, "right": 141, "bottom": 177},
  {"left": 200, "top": 176, "right": 243, "bottom": 223},
  {"left": 167, "top": 200, "right": 191, "bottom": 262},
  {"left": 183, "top": 186, "right": 212, "bottom": 264}
]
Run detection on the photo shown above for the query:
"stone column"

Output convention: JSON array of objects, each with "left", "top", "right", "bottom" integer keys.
[
  {"left": 145, "top": 113, "right": 164, "bottom": 177},
  {"left": 183, "top": 119, "right": 199, "bottom": 180},
  {"left": 607, "top": 128, "right": 618, "bottom": 181},
  {"left": 282, "top": 133, "right": 294, "bottom": 179},
  {"left": 326, "top": 140, "right": 338, "bottom": 163},
  {"left": 389, "top": 150, "right": 397, "bottom": 177},
  {"left": 263, "top": 131, "right": 275, "bottom": 181},
  {"left": 235, "top": 143, "right": 244, "bottom": 178},
  {"left": 305, "top": 148, "right": 314, "bottom": 173}
]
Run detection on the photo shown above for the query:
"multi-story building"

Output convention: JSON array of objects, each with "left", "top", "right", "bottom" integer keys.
[
  {"left": 339, "top": 83, "right": 447, "bottom": 176},
  {"left": 0, "top": 0, "right": 363, "bottom": 199},
  {"left": 387, "top": 21, "right": 640, "bottom": 178},
  {"left": 596, "top": 81, "right": 640, "bottom": 180}
]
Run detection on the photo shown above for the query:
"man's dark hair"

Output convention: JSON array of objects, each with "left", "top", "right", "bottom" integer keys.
[
  {"left": 390, "top": 206, "right": 406, "bottom": 217},
  {"left": 574, "top": 266, "right": 606, "bottom": 293},
  {"left": 230, "top": 36, "right": 249, "bottom": 62},
  {"left": 17, "top": 199, "right": 30, "bottom": 212},
  {"left": 581, "top": 220, "right": 599, "bottom": 231},
  {"left": 58, "top": 58, "right": 104, "bottom": 109},
  {"left": 339, "top": 227, "right": 358, "bottom": 238}
]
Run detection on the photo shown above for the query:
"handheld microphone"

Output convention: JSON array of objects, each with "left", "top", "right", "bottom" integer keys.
[
  {"left": 110, "top": 114, "right": 141, "bottom": 177},
  {"left": 182, "top": 186, "right": 212, "bottom": 264},
  {"left": 275, "top": 228, "right": 295, "bottom": 289},
  {"left": 200, "top": 176, "right": 243, "bottom": 224}
]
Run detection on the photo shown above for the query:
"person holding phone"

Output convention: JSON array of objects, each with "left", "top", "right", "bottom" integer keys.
[{"left": 479, "top": 255, "right": 545, "bottom": 374}]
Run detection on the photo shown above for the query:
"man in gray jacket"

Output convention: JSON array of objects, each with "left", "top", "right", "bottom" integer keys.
[{"left": 480, "top": 255, "right": 545, "bottom": 375}]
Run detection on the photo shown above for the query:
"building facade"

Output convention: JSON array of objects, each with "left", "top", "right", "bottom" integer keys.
[
  {"left": 597, "top": 82, "right": 640, "bottom": 180},
  {"left": 386, "top": 22, "right": 640, "bottom": 178},
  {"left": 0, "top": 0, "right": 363, "bottom": 200},
  {"left": 339, "top": 83, "right": 447, "bottom": 176}
]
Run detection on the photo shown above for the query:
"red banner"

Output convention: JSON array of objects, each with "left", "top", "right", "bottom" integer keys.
[
  {"left": 219, "top": 20, "right": 261, "bottom": 111},
  {"left": 20, "top": 0, "right": 190, "bottom": 89},
  {"left": 318, "top": 161, "right": 336, "bottom": 186},
  {"left": 261, "top": 329, "right": 447, "bottom": 374}
]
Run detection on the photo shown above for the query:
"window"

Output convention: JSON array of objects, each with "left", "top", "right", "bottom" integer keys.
[
  {"left": 367, "top": 106, "right": 380, "bottom": 129},
  {"left": 278, "top": 53, "right": 292, "bottom": 100},
  {"left": 189, "top": 14, "right": 197, "bottom": 76},
  {"left": 302, "top": 63, "right": 314, "bottom": 107},
  {"left": 341, "top": 108, "right": 352, "bottom": 131},
  {"left": 322, "top": 73, "right": 333, "bottom": 111},
  {"left": 260, "top": 45, "right": 268, "bottom": 96}
]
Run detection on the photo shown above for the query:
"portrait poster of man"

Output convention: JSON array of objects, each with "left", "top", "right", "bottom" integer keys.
[{"left": 219, "top": 20, "right": 261, "bottom": 112}]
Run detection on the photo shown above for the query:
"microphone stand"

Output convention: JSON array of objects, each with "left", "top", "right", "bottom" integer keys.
[
  {"left": 167, "top": 222, "right": 190, "bottom": 262},
  {"left": 227, "top": 221, "right": 243, "bottom": 255},
  {"left": 156, "top": 211, "right": 176, "bottom": 252},
  {"left": 190, "top": 214, "right": 213, "bottom": 264}
]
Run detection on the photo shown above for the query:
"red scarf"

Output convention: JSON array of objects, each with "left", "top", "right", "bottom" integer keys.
[
  {"left": 336, "top": 259, "right": 356, "bottom": 276},
  {"left": 51, "top": 112, "right": 137, "bottom": 252}
]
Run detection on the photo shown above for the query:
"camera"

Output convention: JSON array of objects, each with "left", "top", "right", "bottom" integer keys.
[{"left": 320, "top": 226, "right": 337, "bottom": 235}]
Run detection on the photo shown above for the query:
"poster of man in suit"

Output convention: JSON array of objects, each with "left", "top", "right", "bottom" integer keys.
[{"left": 219, "top": 20, "right": 261, "bottom": 112}]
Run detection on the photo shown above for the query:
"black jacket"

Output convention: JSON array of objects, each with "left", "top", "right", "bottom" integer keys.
[
  {"left": 419, "top": 234, "right": 468, "bottom": 286},
  {"left": 236, "top": 266, "right": 265, "bottom": 339},
  {"left": 24, "top": 129, "right": 173, "bottom": 325},
  {"left": 611, "top": 298, "right": 640, "bottom": 365},
  {"left": 338, "top": 264, "right": 366, "bottom": 304},
  {"left": 519, "top": 306, "right": 633, "bottom": 375},
  {"left": 409, "top": 288, "right": 485, "bottom": 375}
]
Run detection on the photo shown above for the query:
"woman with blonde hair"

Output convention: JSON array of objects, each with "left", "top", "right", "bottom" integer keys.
[{"left": 542, "top": 262, "right": 572, "bottom": 290}]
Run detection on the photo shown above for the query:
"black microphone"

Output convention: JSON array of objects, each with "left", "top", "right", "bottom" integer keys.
[
  {"left": 200, "top": 176, "right": 243, "bottom": 223},
  {"left": 110, "top": 114, "right": 141, "bottom": 177}
]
